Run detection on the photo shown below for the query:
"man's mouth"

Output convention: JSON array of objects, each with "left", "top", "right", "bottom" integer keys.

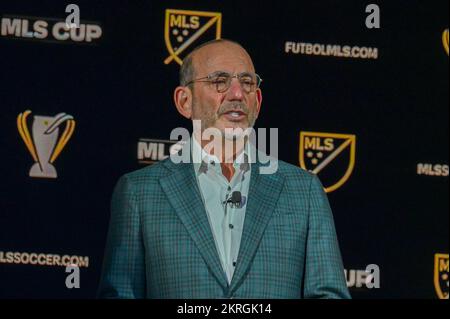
[{"left": 221, "top": 110, "right": 247, "bottom": 121}]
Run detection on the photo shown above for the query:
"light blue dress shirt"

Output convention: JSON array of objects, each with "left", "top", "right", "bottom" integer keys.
[{"left": 191, "top": 137, "right": 251, "bottom": 284}]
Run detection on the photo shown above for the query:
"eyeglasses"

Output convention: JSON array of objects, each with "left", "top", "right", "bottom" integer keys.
[{"left": 185, "top": 71, "right": 263, "bottom": 93}]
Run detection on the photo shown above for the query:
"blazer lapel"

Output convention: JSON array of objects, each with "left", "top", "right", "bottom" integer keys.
[
  {"left": 159, "top": 158, "right": 229, "bottom": 290},
  {"left": 229, "top": 158, "right": 285, "bottom": 294}
]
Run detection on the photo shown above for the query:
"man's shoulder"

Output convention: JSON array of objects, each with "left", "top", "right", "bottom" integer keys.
[
  {"left": 267, "top": 159, "right": 322, "bottom": 193},
  {"left": 275, "top": 159, "right": 314, "bottom": 180},
  {"left": 118, "top": 157, "right": 174, "bottom": 186},
  {"left": 262, "top": 157, "right": 315, "bottom": 181}
]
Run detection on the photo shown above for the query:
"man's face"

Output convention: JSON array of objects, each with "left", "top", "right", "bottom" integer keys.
[{"left": 189, "top": 43, "right": 262, "bottom": 137}]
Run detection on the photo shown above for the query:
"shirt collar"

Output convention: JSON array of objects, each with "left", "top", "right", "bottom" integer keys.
[{"left": 191, "top": 135, "right": 251, "bottom": 175}]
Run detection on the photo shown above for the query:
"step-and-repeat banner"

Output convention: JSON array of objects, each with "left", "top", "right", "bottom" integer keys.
[{"left": 0, "top": 0, "right": 448, "bottom": 299}]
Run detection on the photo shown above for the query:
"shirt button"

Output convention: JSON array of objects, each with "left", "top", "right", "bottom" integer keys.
[
  {"left": 229, "top": 224, "right": 234, "bottom": 229},
  {"left": 227, "top": 186, "right": 231, "bottom": 191}
]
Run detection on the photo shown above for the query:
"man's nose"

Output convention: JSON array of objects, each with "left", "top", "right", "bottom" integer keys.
[{"left": 225, "top": 78, "right": 244, "bottom": 100}]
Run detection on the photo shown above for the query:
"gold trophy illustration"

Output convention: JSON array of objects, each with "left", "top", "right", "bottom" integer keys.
[
  {"left": 17, "top": 110, "right": 76, "bottom": 178},
  {"left": 443, "top": 29, "right": 449, "bottom": 56}
]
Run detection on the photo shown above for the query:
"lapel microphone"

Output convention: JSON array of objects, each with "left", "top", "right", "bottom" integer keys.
[{"left": 223, "top": 191, "right": 242, "bottom": 209}]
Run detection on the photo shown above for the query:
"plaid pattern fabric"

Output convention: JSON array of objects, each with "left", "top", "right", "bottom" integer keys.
[{"left": 98, "top": 150, "right": 350, "bottom": 299}]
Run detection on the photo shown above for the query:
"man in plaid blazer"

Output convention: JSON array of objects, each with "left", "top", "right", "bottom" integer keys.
[{"left": 98, "top": 39, "right": 350, "bottom": 299}]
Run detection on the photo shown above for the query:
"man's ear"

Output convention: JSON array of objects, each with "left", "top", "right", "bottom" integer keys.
[
  {"left": 174, "top": 86, "right": 193, "bottom": 119},
  {"left": 255, "top": 88, "right": 263, "bottom": 115}
]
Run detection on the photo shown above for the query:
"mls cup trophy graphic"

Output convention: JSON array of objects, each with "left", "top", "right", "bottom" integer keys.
[{"left": 17, "top": 110, "right": 76, "bottom": 178}]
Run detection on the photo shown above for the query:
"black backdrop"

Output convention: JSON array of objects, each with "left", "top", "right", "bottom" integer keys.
[{"left": 0, "top": 0, "right": 448, "bottom": 299}]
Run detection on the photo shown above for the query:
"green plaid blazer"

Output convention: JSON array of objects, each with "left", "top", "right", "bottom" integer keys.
[{"left": 98, "top": 149, "right": 350, "bottom": 299}]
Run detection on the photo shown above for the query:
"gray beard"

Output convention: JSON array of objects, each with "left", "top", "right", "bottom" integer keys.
[{"left": 192, "top": 100, "right": 258, "bottom": 136}]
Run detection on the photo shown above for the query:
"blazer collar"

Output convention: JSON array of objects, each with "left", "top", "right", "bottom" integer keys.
[{"left": 159, "top": 140, "right": 285, "bottom": 294}]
